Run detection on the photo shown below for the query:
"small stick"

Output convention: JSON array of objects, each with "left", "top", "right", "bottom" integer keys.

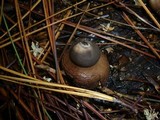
[
  {"left": 122, "top": 12, "right": 160, "bottom": 59},
  {"left": 138, "top": 0, "right": 160, "bottom": 29}
]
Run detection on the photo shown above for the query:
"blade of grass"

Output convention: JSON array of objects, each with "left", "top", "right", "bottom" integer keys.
[{"left": 2, "top": 14, "right": 27, "bottom": 75}]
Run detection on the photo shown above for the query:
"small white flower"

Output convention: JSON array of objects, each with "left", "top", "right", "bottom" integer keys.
[
  {"left": 31, "top": 41, "right": 44, "bottom": 57},
  {"left": 43, "top": 76, "right": 52, "bottom": 82},
  {"left": 144, "top": 107, "right": 159, "bottom": 120},
  {"left": 100, "top": 23, "right": 114, "bottom": 32}
]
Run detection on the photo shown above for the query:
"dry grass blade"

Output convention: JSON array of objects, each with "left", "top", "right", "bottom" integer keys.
[
  {"left": 0, "top": 73, "right": 114, "bottom": 102},
  {"left": 138, "top": 0, "right": 160, "bottom": 29},
  {"left": 0, "top": 74, "right": 138, "bottom": 113},
  {"left": 0, "top": 63, "right": 139, "bottom": 113}
]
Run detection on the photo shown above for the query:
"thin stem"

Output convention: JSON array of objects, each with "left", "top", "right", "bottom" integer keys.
[{"left": 2, "top": 14, "right": 27, "bottom": 75}]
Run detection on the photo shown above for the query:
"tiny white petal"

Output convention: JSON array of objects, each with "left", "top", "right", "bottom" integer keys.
[
  {"left": 144, "top": 107, "right": 159, "bottom": 120},
  {"left": 43, "top": 76, "right": 52, "bottom": 82},
  {"left": 30, "top": 41, "right": 44, "bottom": 57}
]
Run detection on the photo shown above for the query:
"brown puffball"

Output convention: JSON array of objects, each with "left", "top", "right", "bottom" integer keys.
[
  {"left": 149, "top": 0, "right": 160, "bottom": 15},
  {"left": 62, "top": 39, "right": 110, "bottom": 89}
]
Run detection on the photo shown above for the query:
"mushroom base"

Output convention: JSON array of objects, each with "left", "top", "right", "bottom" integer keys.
[{"left": 62, "top": 50, "right": 110, "bottom": 89}]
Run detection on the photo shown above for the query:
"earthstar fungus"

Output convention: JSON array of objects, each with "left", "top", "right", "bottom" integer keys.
[{"left": 62, "top": 39, "right": 110, "bottom": 89}]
